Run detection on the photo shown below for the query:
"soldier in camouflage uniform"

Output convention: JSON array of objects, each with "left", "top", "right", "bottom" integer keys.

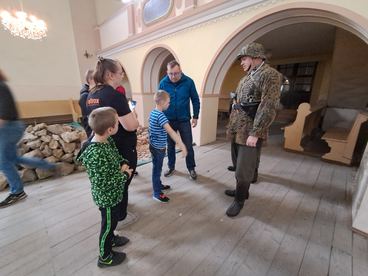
[{"left": 225, "top": 42, "right": 282, "bottom": 217}]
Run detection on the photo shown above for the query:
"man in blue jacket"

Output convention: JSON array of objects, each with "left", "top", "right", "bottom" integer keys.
[{"left": 158, "top": 60, "right": 200, "bottom": 180}]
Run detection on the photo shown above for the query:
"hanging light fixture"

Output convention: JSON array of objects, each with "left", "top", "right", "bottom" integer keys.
[{"left": 0, "top": 9, "right": 47, "bottom": 40}]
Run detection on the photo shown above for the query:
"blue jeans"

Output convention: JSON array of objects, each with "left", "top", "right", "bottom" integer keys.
[
  {"left": 167, "top": 120, "right": 196, "bottom": 171},
  {"left": 0, "top": 121, "right": 55, "bottom": 194},
  {"left": 150, "top": 145, "right": 166, "bottom": 198}
]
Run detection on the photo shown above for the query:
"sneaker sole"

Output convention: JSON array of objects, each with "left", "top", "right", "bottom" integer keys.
[
  {"left": 97, "top": 253, "right": 126, "bottom": 268},
  {"left": 164, "top": 170, "right": 175, "bottom": 177},
  {"left": 152, "top": 197, "right": 170, "bottom": 203},
  {"left": 0, "top": 194, "right": 28, "bottom": 208},
  {"left": 17, "top": 193, "right": 28, "bottom": 201}
]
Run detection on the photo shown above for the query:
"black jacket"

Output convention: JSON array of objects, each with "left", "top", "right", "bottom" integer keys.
[
  {"left": 0, "top": 81, "right": 18, "bottom": 121},
  {"left": 79, "top": 84, "right": 90, "bottom": 117},
  {"left": 78, "top": 84, "right": 92, "bottom": 137}
]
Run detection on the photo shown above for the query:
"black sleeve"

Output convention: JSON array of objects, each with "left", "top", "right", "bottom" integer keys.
[
  {"left": 79, "top": 93, "right": 89, "bottom": 117},
  {"left": 109, "top": 90, "right": 131, "bottom": 117},
  {"left": 0, "top": 82, "right": 18, "bottom": 120}
]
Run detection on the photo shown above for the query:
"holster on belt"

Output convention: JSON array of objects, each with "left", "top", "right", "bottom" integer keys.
[{"left": 233, "top": 102, "right": 260, "bottom": 119}]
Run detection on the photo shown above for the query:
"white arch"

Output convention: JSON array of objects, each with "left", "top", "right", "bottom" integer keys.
[
  {"left": 141, "top": 45, "right": 177, "bottom": 93},
  {"left": 202, "top": 5, "right": 368, "bottom": 95}
]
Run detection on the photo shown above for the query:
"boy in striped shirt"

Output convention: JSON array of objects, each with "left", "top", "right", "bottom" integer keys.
[{"left": 149, "top": 90, "right": 187, "bottom": 202}]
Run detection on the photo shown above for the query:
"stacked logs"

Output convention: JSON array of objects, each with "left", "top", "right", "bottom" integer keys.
[
  {"left": 0, "top": 124, "right": 152, "bottom": 191},
  {"left": 136, "top": 127, "right": 150, "bottom": 161},
  {"left": 0, "top": 123, "right": 87, "bottom": 191}
]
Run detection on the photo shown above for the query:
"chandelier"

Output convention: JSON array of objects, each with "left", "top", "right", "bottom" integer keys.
[{"left": 0, "top": 10, "right": 47, "bottom": 40}]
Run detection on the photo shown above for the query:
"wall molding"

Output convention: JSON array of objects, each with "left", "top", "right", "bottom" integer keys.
[{"left": 99, "top": 0, "right": 279, "bottom": 57}]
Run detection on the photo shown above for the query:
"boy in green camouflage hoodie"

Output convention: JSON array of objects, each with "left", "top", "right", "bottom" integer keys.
[{"left": 77, "top": 107, "right": 132, "bottom": 268}]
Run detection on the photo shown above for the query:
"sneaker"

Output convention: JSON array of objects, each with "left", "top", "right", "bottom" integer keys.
[
  {"left": 164, "top": 168, "right": 175, "bottom": 177},
  {"left": 189, "top": 169, "right": 197, "bottom": 180},
  {"left": 161, "top": 184, "right": 171, "bottom": 190},
  {"left": 227, "top": 166, "right": 236, "bottom": 172},
  {"left": 97, "top": 251, "right": 126, "bottom": 268},
  {"left": 153, "top": 193, "right": 170, "bottom": 203},
  {"left": 112, "top": 235, "right": 130, "bottom": 247},
  {"left": 0, "top": 192, "right": 28, "bottom": 208}
]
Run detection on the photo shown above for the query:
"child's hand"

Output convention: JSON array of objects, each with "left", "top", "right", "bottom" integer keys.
[
  {"left": 180, "top": 144, "right": 188, "bottom": 158},
  {"left": 121, "top": 165, "right": 133, "bottom": 178},
  {"left": 121, "top": 164, "right": 130, "bottom": 172}
]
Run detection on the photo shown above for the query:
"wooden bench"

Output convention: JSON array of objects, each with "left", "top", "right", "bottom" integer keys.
[
  {"left": 218, "top": 97, "right": 231, "bottom": 120},
  {"left": 69, "top": 99, "right": 82, "bottom": 123},
  {"left": 284, "top": 102, "right": 325, "bottom": 152},
  {"left": 322, "top": 112, "right": 368, "bottom": 165},
  {"left": 17, "top": 100, "right": 79, "bottom": 124}
]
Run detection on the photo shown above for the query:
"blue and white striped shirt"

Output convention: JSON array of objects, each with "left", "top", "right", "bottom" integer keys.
[{"left": 149, "top": 109, "right": 169, "bottom": 149}]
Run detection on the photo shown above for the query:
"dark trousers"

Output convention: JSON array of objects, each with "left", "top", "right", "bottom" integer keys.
[
  {"left": 231, "top": 138, "right": 261, "bottom": 177},
  {"left": 115, "top": 138, "right": 137, "bottom": 221},
  {"left": 99, "top": 204, "right": 120, "bottom": 259},
  {"left": 167, "top": 120, "right": 196, "bottom": 171},
  {"left": 233, "top": 140, "right": 262, "bottom": 202},
  {"left": 81, "top": 116, "right": 92, "bottom": 138},
  {"left": 149, "top": 145, "right": 166, "bottom": 197}
]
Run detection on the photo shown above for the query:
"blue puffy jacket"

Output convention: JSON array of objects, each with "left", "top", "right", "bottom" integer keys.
[{"left": 158, "top": 74, "right": 200, "bottom": 121}]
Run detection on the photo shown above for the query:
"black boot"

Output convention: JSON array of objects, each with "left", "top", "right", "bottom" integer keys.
[
  {"left": 226, "top": 184, "right": 249, "bottom": 217},
  {"left": 224, "top": 189, "right": 235, "bottom": 197},
  {"left": 226, "top": 200, "right": 244, "bottom": 217},
  {"left": 227, "top": 166, "right": 236, "bottom": 172},
  {"left": 225, "top": 189, "right": 250, "bottom": 198}
]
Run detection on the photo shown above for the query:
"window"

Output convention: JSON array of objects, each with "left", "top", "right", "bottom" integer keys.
[
  {"left": 277, "top": 62, "right": 318, "bottom": 109},
  {"left": 143, "top": 0, "right": 172, "bottom": 25}
]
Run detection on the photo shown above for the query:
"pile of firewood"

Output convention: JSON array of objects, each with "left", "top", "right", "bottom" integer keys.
[{"left": 0, "top": 123, "right": 87, "bottom": 191}]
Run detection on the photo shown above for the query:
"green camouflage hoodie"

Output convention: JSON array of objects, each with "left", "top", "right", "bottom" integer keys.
[{"left": 77, "top": 137, "right": 129, "bottom": 208}]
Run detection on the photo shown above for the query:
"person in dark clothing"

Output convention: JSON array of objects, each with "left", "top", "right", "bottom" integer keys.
[
  {"left": 0, "top": 70, "right": 56, "bottom": 208},
  {"left": 158, "top": 60, "right": 200, "bottom": 180},
  {"left": 86, "top": 57, "right": 139, "bottom": 227},
  {"left": 79, "top": 69, "right": 94, "bottom": 137}
]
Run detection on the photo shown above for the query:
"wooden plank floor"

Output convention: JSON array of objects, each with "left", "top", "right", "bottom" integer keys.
[{"left": 0, "top": 135, "right": 367, "bottom": 276}]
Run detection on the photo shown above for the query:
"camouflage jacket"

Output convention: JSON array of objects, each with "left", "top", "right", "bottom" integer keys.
[{"left": 227, "top": 63, "right": 282, "bottom": 145}]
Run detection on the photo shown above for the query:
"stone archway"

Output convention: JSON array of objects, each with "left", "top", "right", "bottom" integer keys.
[
  {"left": 141, "top": 45, "right": 177, "bottom": 93},
  {"left": 200, "top": 3, "right": 368, "bottom": 145}
]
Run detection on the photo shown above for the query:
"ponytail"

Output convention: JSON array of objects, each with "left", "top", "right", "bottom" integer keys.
[{"left": 91, "top": 57, "right": 121, "bottom": 92}]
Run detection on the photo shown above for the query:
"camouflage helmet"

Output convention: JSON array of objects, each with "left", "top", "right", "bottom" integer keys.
[{"left": 237, "top": 42, "right": 266, "bottom": 60}]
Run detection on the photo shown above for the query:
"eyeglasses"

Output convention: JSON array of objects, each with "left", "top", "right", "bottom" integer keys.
[{"left": 168, "top": 72, "right": 181, "bottom": 76}]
